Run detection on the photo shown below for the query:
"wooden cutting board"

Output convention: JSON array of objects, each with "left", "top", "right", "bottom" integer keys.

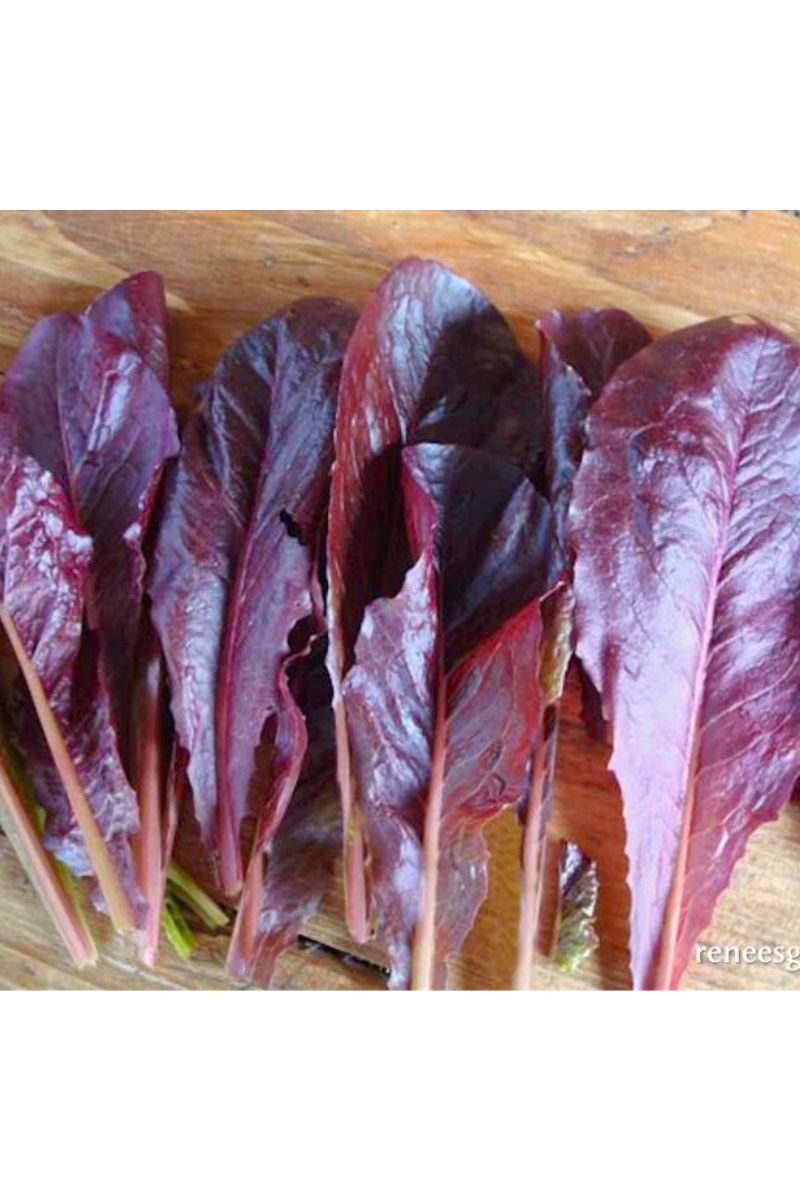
[{"left": 1, "top": 209, "right": 799, "bottom": 991}]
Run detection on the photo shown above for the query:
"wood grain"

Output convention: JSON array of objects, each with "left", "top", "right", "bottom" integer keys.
[{"left": 1, "top": 209, "right": 799, "bottom": 990}]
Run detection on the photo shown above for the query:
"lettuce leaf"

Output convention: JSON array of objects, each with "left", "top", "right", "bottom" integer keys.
[
  {"left": 570, "top": 317, "right": 800, "bottom": 988},
  {"left": 326, "top": 257, "right": 544, "bottom": 939},
  {"left": 150, "top": 298, "right": 357, "bottom": 899},
  {"left": 0, "top": 274, "right": 179, "bottom": 925},
  {"left": 343, "top": 443, "right": 558, "bottom": 987}
]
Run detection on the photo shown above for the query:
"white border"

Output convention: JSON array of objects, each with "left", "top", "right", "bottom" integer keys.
[
  {"left": 2, "top": 4, "right": 798, "bottom": 206},
  {"left": 0, "top": 993, "right": 795, "bottom": 1195}
]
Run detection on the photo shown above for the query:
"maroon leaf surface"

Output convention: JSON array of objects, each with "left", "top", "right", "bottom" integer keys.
[
  {"left": 538, "top": 307, "right": 651, "bottom": 549},
  {"left": 85, "top": 270, "right": 170, "bottom": 388},
  {"left": 1, "top": 273, "right": 179, "bottom": 739},
  {"left": 570, "top": 317, "right": 800, "bottom": 989},
  {"left": 326, "top": 257, "right": 543, "bottom": 937},
  {"left": 28, "top": 631, "right": 142, "bottom": 910},
  {"left": 0, "top": 275, "right": 178, "bottom": 922},
  {"left": 150, "top": 298, "right": 357, "bottom": 897},
  {"left": 226, "top": 638, "right": 341, "bottom": 983},
  {"left": 0, "top": 439, "right": 139, "bottom": 924},
  {"left": 343, "top": 443, "right": 557, "bottom": 987},
  {"left": 0, "top": 442, "right": 92, "bottom": 725},
  {"left": 0, "top": 739, "right": 97, "bottom": 969}
]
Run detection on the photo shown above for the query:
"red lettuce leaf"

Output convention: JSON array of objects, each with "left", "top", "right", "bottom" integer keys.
[
  {"left": 1, "top": 273, "right": 179, "bottom": 738},
  {"left": 570, "top": 317, "right": 800, "bottom": 989},
  {"left": 226, "top": 637, "right": 340, "bottom": 984},
  {"left": 0, "top": 440, "right": 138, "bottom": 926},
  {"left": 0, "top": 731, "right": 97, "bottom": 969},
  {"left": 84, "top": 271, "right": 170, "bottom": 388},
  {"left": 0, "top": 443, "right": 92, "bottom": 719},
  {"left": 0, "top": 275, "right": 178, "bottom": 922},
  {"left": 26, "top": 630, "right": 143, "bottom": 918},
  {"left": 539, "top": 305, "right": 650, "bottom": 733},
  {"left": 343, "top": 443, "right": 557, "bottom": 987},
  {"left": 150, "top": 298, "right": 357, "bottom": 897},
  {"left": 538, "top": 307, "right": 651, "bottom": 550},
  {"left": 327, "top": 257, "right": 543, "bottom": 937},
  {"left": 514, "top": 308, "right": 649, "bottom": 987}
]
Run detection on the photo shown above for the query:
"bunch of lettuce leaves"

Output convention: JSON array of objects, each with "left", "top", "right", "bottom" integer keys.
[
  {"left": 4, "top": 265, "right": 800, "bottom": 993},
  {"left": 0, "top": 274, "right": 179, "bottom": 955}
]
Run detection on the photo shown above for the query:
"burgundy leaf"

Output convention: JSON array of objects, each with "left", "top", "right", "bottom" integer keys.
[
  {"left": 538, "top": 306, "right": 650, "bottom": 731},
  {"left": 342, "top": 550, "right": 437, "bottom": 986},
  {"left": 343, "top": 443, "right": 557, "bottom": 987},
  {"left": 150, "top": 298, "right": 357, "bottom": 896},
  {"left": 0, "top": 275, "right": 177, "bottom": 923},
  {"left": 538, "top": 307, "right": 651, "bottom": 549},
  {"left": 227, "top": 638, "right": 340, "bottom": 984},
  {"left": 0, "top": 444, "right": 92, "bottom": 721},
  {"left": 1, "top": 274, "right": 179, "bottom": 738},
  {"left": 0, "top": 736, "right": 97, "bottom": 969},
  {"left": 327, "top": 257, "right": 542, "bottom": 936},
  {"left": 33, "top": 632, "right": 141, "bottom": 902},
  {"left": 570, "top": 317, "right": 800, "bottom": 989},
  {"left": 85, "top": 270, "right": 170, "bottom": 388},
  {"left": 0, "top": 441, "right": 138, "bottom": 925}
]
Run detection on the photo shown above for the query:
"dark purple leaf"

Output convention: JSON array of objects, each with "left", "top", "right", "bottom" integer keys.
[
  {"left": 326, "top": 257, "right": 542, "bottom": 936},
  {"left": 570, "top": 317, "right": 800, "bottom": 989},
  {"left": 343, "top": 443, "right": 557, "bottom": 987},
  {"left": 538, "top": 307, "right": 651, "bottom": 549},
  {"left": 150, "top": 298, "right": 357, "bottom": 897},
  {"left": 1, "top": 274, "right": 179, "bottom": 738},
  {"left": 29, "top": 630, "right": 143, "bottom": 914},
  {"left": 85, "top": 270, "right": 170, "bottom": 388},
  {"left": 538, "top": 306, "right": 650, "bottom": 730},
  {"left": 0, "top": 441, "right": 91, "bottom": 720},
  {"left": 0, "top": 439, "right": 139, "bottom": 924},
  {"left": 226, "top": 638, "right": 340, "bottom": 984},
  {"left": 0, "top": 731, "right": 97, "bottom": 968},
  {"left": 0, "top": 275, "right": 178, "bottom": 922}
]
